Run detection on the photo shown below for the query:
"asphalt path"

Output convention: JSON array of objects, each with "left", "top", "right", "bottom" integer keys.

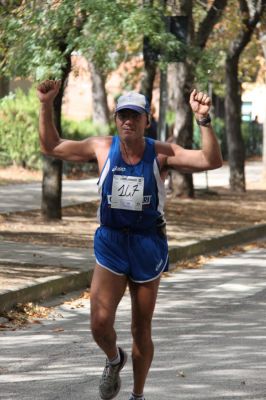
[
  {"left": 1, "top": 245, "right": 266, "bottom": 400},
  {"left": 0, "top": 178, "right": 99, "bottom": 213},
  {"left": 0, "top": 162, "right": 263, "bottom": 213}
]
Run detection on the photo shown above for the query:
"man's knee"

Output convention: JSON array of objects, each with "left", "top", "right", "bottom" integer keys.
[
  {"left": 91, "top": 312, "right": 113, "bottom": 340},
  {"left": 131, "top": 321, "right": 152, "bottom": 345}
]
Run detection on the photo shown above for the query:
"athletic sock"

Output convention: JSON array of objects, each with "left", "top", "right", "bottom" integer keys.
[
  {"left": 108, "top": 348, "right": 121, "bottom": 366},
  {"left": 131, "top": 393, "right": 145, "bottom": 400}
]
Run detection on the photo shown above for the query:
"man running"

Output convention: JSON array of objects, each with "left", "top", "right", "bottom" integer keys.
[{"left": 37, "top": 80, "right": 222, "bottom": 400}]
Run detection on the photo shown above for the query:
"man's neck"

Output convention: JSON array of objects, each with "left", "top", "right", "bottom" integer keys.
[
  {"left": 120, "top": 137, "right": 145, "bottom": 164},
  {"left": 120, "top": 137, "right": 145, "bottom": 155}
]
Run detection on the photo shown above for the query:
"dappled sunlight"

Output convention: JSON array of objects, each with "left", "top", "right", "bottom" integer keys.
[{"left": 1, "top": 246, "right": 266, "bottom": 399}]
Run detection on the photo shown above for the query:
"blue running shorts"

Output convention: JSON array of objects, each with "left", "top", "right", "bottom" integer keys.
[{"left": 94, "top": 226, "right": 169, "bottom": 283}]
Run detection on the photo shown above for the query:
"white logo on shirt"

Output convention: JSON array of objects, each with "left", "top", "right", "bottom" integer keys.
[{"left": 112, "top": 166, "right": 126, "bottom": 172}]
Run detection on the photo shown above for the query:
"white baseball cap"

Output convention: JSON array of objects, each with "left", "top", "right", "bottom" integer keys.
[{"left": 115, "top": 92, "right": 150, "bottom": 114}]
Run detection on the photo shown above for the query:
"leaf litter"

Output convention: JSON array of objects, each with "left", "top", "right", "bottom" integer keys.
[{"left": 0, "top": 302, "right": 57, "bottom": 330}]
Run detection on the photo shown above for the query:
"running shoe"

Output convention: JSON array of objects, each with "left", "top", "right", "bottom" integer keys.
[{"left": 99, "top": 347, "right": 128, "bottom": 400}]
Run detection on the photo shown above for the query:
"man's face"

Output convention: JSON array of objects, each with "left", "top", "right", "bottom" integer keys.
[{"left": 115, "top": 109, "right": 148, "bottom": 141}]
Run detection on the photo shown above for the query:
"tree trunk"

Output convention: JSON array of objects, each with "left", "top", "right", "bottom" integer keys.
[
  {"left": 263, "top": 109, "right": 266, "bottom": 180},
  {"left": 41, "top": 156, "right": 63, "bottom": 219},
  {"left": 89, "top": 62, "right": 109, "bottom": 126},
  {"left": 0, "top": 76, "right": 9, "bottom": 98},
  {"left": 224, "top": 0, "right": 265, "bottom": 191},
  {"left": 41, "top": 53, "right": 71, "bottom": 220},
  {"left": 158, "top": 68, "right": 168, "bottom": 142},
  {"left": 165, "top": 0, "right": 228, "bottom": 197},
  {"left": 225, "top": 55, "right": 245, "bottom": 192},
  {"left": 212, "top": 93, "right": 225, "bottom": 120},
  {"left": 167, "top": 0, "right": 194, "bottom": 197},
  {"left": 260, "top": 32, "right": 266, "bottom": 179},
  {"left": 141, "top": 36, "right": 157, "bottom": 102},
  {"left": 171, "top": 61, "right": 194, "bottom": 197}
]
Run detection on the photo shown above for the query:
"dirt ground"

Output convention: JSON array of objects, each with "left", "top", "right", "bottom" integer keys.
[
  {"left": 0, "top": 166, "right": 265, "bottom": 249},
  {"left": 0, "top": 165, "right": 42, "bottom": 185}
]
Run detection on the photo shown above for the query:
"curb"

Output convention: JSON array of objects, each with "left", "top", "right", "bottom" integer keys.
[
  {"left": 168, "top": 223, "right": 266, "bottom": 264},
  {"left": 0, "top": 269, "right": 94, "bottom": 314},
  {"left": 1, "top": 223, "right": 265, "bottom": 313}
]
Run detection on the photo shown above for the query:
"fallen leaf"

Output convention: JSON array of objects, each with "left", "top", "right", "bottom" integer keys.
[
  {"left": 177, "top": 370, "right": 186, "bottom": 378},
  {"left": 53, "top": 328, "right": 64, "bottom": 333}
]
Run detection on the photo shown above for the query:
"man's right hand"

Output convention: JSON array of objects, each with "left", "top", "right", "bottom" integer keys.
[{"left": 37, "top": 80, "right": 61, "bottom": 104}]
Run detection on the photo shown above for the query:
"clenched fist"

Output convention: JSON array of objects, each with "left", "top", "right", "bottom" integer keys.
[
  {"left": 37, "top": 80, "right": 61, "bottom": 103},
  {"left": 190, "top": 89, "right": 211, "bottom": 118}
]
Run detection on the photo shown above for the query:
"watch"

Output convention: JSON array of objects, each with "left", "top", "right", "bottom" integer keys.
[{"left": 196, "top": 114, "right": 211, "bottom": 127}]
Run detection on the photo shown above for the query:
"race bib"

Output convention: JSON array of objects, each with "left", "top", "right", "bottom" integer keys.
[{"left": 111, "top": 175, "right": 144, "bottom": 211}]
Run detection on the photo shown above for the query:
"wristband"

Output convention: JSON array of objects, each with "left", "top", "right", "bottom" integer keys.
[{"left": 196, "top": 114, "right": 211, "bottom": 127}]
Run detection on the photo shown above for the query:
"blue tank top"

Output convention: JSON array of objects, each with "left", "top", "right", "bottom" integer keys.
[{"left": 97, "top": 135, "right": 166, "bottom": 231}]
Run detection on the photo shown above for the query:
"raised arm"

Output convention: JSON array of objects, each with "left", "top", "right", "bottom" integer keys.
[
  {"left": 156, "top": 89, "right": 223, "bottom": 172},
  {"left": 37, "top": 80, "right": 101, "bottom": 163}
]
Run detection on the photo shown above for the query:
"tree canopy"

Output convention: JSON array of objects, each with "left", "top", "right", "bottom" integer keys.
[{"left": 0, "top": 1, "right": 264, "bottom": 90}]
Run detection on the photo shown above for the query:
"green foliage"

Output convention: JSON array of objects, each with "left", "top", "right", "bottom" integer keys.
[
  {"left": 1, "top": 0, "right": 186, "bottom": 80},
  {"left": 194, "top": 48, "right": 225, "bottom": 91},
  {"left": 0, "top": 87, "right": 40, "bottom": 168},
  {"left": 80, "top": 0, "right": 179, "bottom": 73},
  {"left": 242, "top": 120, "right": 263, "bottom": 156},
  {"left": 1, "top": 0, "right": 82, "bottom": 80},
  {"left": 62, "top": 118, "right": 110, "bottom": 139},
  {"left": 193, "top": 117, "right": 227, "bottom": 158},
  {"left": 1, "top": 0, "right": 263, "bottom": 91},
  {"left": 0, "top": 87, "right": 110, "bottom": 169},
  {"left": 193, "top": 118, "right": 263, "bottom": 159},
  {"left": 166, "top": 110, "right": 176, "bottom": 127},
  {"left": 204, "top": 0, "right": 265, "bottom": 95}
]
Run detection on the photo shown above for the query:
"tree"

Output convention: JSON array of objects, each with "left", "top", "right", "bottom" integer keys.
[
  {"left": 1, "top": 1, "right": 88, "bottom": 219},
  {"left": 89, "top": 61, "right": 110, "bottom": 127},
  {"left": 0, "top": 1, "right": 20, "bottom": 98},
  {"left": 260, "top": 30, "right": 266, "bottom": 179},
  {"left": 1, "top": 0, "right": 238, "bottom": 211},
  {"left": 167, "top": 0, "right": 227, "bottom": 197},
  {"left": 224, "top": 0, "right": 265, "bottom": 192},
  {"left": 2, "top": 0, "right": 161, "bottom": 219},
  {"left": 0, "top": 77, "right": 9, "bottom": 98},
  {"left": 140, "top": 0, "right": 158, "bottom": 101},
  {"left": 41, "top": 49, "right": 72, "bottom": 220}
]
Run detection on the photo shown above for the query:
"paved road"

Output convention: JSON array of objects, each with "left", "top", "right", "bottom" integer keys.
[
  {"left": 0, "top": 178, "right": 99, "bottom": 213},
  {"left": 0, "top": 162, "right": 263, "bottom": 213},
  {"left": 193, "top": 160, "right": 263, "bottom": 189},
  {"left": 1, "top": 245, "right": 266, "bottom": 400}
]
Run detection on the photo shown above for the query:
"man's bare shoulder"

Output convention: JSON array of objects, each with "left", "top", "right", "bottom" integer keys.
[
  {"left": 154, "top": 140, "right": 177, "bottom": 158},
  {"left": 84, "top": 135, "right": 113, "bottom": 154},
  {"left": 154, "top": 139, "right": 182, "bottom": 174},
  {"left": 89, "top": 135, "right": 113, "bottom": 146},
  {"left": 91, "top": 136, "right": 114, "bottom": 171}
]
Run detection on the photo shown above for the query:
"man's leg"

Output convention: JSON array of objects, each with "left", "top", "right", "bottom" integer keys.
[
  {"left": 90, "top": 264, "right": 128, "bottom": 359},
  {"left": 91, "top": 264, "right": 128, "bottom": 399},
  {"left": 128, "top": 277, "right": 161, "bottom": 396}
]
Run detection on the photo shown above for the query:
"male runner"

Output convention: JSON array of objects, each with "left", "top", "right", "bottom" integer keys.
[{"left": 37, "top": 80, "right": 222, "bottom": 400}]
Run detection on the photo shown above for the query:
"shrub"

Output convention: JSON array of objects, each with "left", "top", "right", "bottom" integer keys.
[
  {"left": 62, "top": 117, "right": 109, "bottom": 140},
  {"left": 0, "top": 87, "right": 111, "bottom": 169},
  {"left": 193, "top": 117, "right": 227, "bottom": 158},
  {"left": 0, "top": 88, "right": 41, "bottom": 168}
]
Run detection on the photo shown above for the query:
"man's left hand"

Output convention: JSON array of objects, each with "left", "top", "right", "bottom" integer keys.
[{"left": 189, "top": 89, "right": 211, "bottom": 118}]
